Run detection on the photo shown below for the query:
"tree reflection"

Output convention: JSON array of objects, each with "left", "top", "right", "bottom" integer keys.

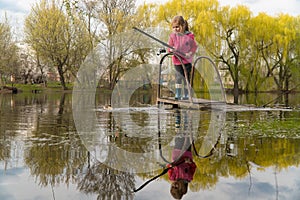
[
  {"left": 0, "top": 93, "right": 47, "bottom": 167},
  {"left": 0, "top": 94, "right": 13, "bottom": 166},
  {"left": 1, "top": 92, "right": 300, "bottom": 198},
  {"left": 77, "top": 158, "right": 134, "bottom": 200},
  {"left": 23, "top": 93, "right": 88, "bottom": 187}
]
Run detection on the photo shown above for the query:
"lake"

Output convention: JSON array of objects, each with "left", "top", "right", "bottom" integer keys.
[{"left": 0, "top": 90, "right": 300, "bottom": 200}]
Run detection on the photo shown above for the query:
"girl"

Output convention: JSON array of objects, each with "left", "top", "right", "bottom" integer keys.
[{"left": 168, "top": 16, "right": 198, "bottom": 100}]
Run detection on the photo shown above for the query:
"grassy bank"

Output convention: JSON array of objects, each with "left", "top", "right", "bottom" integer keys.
[
  {"left": 3, "top": 82, "right": 113, "bottom": 94},
  {"left": 10, "top": 82, "right": 73, "bottom": 93}
]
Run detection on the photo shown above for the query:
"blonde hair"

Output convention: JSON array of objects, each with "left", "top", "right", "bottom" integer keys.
[{"left": 171, "top": 16, "right": 189, "bottom": 32}]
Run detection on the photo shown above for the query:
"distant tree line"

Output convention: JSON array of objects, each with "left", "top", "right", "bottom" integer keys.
[{"left": 0, "top": 0, "right": 299, "bottom": 99}]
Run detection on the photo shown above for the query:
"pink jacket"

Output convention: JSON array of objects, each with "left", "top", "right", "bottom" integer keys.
[
  {"left": 168, "top": 32, "right": 198, "bottom": 65},
  {"left": 167, "top": 149, "right": 197, "bottom": 182}
]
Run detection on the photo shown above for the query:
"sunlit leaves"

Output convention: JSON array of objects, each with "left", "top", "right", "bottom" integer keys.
[{"left": 135, "top": 3, "right": 160, "bottom": 28}]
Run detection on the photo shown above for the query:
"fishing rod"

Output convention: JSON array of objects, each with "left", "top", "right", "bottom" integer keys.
[
  {"left": 133, "top": 26, "right": 196, "bottom": 92},
  {"left": 132, "top": 27, "right": 186, "bottom": 57},
  {"left": 133, "top": 159, "right": 185, "bottom": 193}
]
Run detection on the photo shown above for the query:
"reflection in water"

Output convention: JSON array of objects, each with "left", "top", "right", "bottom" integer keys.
[
  {"left": 15, "top": 93, "right": 88, "bottom": 187},
  {"left": 132, "top": 109, "right": 200, "bottom": 197},
  {"left": 168, "top": 110, "right": 197, "bottom": 199},
  {"left": 0, "top": 93, "right": 300, "bottom": 199},
  {"left": 133, "top": 109, "right": 224, "bottom": 199},
  {"left": 77, "top": 156, "right": 134, "bottom": 200}
]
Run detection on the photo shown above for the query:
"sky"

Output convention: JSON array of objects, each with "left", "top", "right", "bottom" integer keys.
[{"left": 0, "top": 0, "right": 300, "bottom": 39}]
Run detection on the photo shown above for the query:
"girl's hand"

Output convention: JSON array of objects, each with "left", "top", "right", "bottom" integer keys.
[
  {"left": 185, "top": 52, "right": 192, "bottom": 58},
  {"left": 169, "top": 47, "right": 175, "bottom": 52}
]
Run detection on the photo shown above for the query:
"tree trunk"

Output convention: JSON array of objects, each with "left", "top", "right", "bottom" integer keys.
[
  {"left": 233, "top": 81, "right": 239, "bottom": 104},
  {"left": 57, "top": 65, "right": 67, "bottom": 90},
  {"left": 0, "top": 73, "right": 3, "bottom": 86},
  {"left": 233, "top": 68, "right": 239, "bottom": 104}
]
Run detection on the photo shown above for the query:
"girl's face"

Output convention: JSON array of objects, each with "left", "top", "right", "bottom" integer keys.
[{"left": 172, "top": 23, "right": 184, "bottom": 34}]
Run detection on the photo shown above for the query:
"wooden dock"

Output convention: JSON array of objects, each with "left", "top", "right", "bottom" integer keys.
[
  {"left": 157, "top": 97, "right": 292, "bottom": 112},
  {"left": 157, "top": 97, "right": 226, "bottom": 110},
  {"left": 155, "top": 54, "right": 291, "bottom": 112}
]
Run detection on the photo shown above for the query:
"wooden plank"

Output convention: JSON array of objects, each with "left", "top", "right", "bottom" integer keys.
[
  {"left": 157, "top": 97, "right": 227, "bottom": 110},
  {"left": 157, "top": 97, "right": 291, "bottom": 111}
]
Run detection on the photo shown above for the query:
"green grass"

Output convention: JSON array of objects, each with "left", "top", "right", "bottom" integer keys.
[
  {"left": 8, "top": 82, "right": 74, "bottom": 93},
  {"left": 12, "top": 83, "right": 44, "bottom": 92}
]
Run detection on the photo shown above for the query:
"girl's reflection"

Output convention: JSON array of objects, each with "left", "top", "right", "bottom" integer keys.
[
  {"left": 167, "top": 110, "right": 196, "bottom": 199},
  {"left": 133, "top": 110, "right": 199, "bottom": 197}
]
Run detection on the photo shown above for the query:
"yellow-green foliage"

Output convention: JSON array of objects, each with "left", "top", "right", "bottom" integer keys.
[{"left": 141, "top": 0, "right": 300, "bottom": 92}]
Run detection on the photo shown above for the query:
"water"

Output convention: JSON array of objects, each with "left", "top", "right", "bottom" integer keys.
[{"left": 0, "top": 91, "right": 300, "bottom": 200}]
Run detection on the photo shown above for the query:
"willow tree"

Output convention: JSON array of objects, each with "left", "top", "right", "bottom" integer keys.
[
  {"left": 211, "top": 5, "right": 252, "bottom": 103},
  {"left": 272, "top": 14, "right": 299, "bottom": 92},
  {"left": 155, "top": 0, "right": 220, "bottom": 26},
  {"left": 187, "top": 4, "right": 252, "bottom": 103},
  {"left": 244, "top": 13, "right": 278, "bottom": 92},
  {"left": 135, "top": 3, "right": 161, "bottom": 28},
  {"left": 25, "top": 0, "right": 92, "bottom": 90},
  {"left": 292, "top": 16, "right": 300, "bottom": 89},
  {"left": 248, "top": 13, "right": 299, "bottom": 93}
]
